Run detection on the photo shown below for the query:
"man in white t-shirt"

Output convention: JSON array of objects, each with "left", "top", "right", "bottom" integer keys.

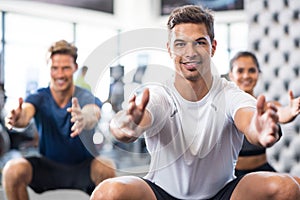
[{"left": 91, "top": 5, "right": 300, "bottom": 200}]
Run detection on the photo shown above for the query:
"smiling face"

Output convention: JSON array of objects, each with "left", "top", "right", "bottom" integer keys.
[
  {"left": 229, "top": 56, "right": 259, "bottom": 96},
  {"left": 167, "top": 23, "right": 216, "bottom": 82},
  {"left": 49, "top": 54, "right": 77, "bottom": 93}
]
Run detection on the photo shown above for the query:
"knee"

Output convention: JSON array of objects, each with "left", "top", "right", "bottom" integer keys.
[
  {"left": 2, "top": 158, "right": 31, "bottom": 187},
  {"left": 90, "top": 179, "right": 126, "bottom": 200},
  {"left": 264, "top": 174, "right": 300, "bottom": 199}
]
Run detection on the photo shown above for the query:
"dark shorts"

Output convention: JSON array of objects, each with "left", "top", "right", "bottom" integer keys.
[
  {"left": 235, "top": 162, "right": 276, "bottom": 177},
  {"left": 26, "top": 156, "right": 95, "bottom": 195},
  {"left": 142, "top": 175, "right": 245, "bottom": 200}
]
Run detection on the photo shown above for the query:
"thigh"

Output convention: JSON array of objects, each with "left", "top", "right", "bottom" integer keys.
[
  {"left": 27, "top": 156, "right": 94, "bottom": 194},
  {"left": 90, "top": 156, "right": 116, "bottom": 185},
  {"left": 231, "top": 171, "right": 299, "bottom": 200},
  {"left": 91, "top": 176, "right": 157, "bottom": 200},
  {"left": 2, "top": 157, "right": 33, "bottom": 185}
]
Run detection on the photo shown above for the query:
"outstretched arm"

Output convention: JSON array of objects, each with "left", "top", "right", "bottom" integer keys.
[
  {"left": 5, "top": 98, "right": 35, "bottom": 130},
  {"left": 234, "top": 95, "right": 280, "bottom": 148},
  {"left": 67, "top": 97, "right": 101, "bottom": 138},
  {"left": 109, "top": 88, "right": 151, "bottom": 143},
  {"left": 277, "top": 90, "right": 300, "bottom": 123}
]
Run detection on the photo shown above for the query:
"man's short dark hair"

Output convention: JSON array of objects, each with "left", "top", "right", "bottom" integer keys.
[{"left": 167, "top": 5, "right": 215, "bottom": 42}]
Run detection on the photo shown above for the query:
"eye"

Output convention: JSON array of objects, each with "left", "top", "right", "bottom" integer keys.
[
  {"left": 249, "top": 68, "right": 258, "bottom": 73},
  {"left": 237, "top": 68, "right": 244, "bottom": 74},
  {"left": 63, "top": 66, "right": 72, "bottom": 71},
  {"left": 51, "top": 66, "right": 58, "bottom": 72},
  {"left": 174, "top": 41, "right": 186, "bottom": 48},
  {"left": 195, "top": 40, "right": 206, "bottom": 45}
]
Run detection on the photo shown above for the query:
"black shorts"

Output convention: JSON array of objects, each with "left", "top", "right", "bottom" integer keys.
[
  {"left": 142, "top": 175, "right": 245, "bottom": 200},
  {"left": 26, "top": 156, "right": 95, "bottom": 195},
  {"left": 235, "top": 162, "right": 276, "bottom": 177}
]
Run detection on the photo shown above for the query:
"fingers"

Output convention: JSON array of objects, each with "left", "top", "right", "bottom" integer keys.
[
  {"left": 289, "top": 90, "right": 294, "bottom": 101},
  {"left": 5, "top": 110, "right": 15, "bottom": 130},
  {"left": 5, "top": 98, "right": 24, "bottom": 130},
  {"left": 72, "top": 97, "right": 79, "bottom": 108},
  {"left": 5, "top": 116, "right": 13, "bottom": 130},
  {"left": 128, "top": 88, "right": 150, "bottom": 115},
  {"left": 18, "top": 97, "right": 23, "bottom": 109},
  {"left": 258, "top": 108, "right": 279, "bottom": 148},
  {"left": 128, "top": 95, "right": 136, "bottom": 115},
  {"left": 111, "top": 88, "right": 150, "bottom": 140},
  {"left": 289, "top": 90, "right": 300, "bottom": 115},
  {"left": 70, "top": 130, "right": 80, "bottom": 138},
  {"left": 265, "top": 102, "right": 279, "bottom": 123},
  {"left": 68, "top": 97, "right": 84, "bottom": 137},
  {"left": 255, "top": 95, "right": 280, "bottom": 146},
  {"left": 256, "top": 95, "right": 266, "bottom": 116},
  {"left": 70, "top": 114, "right": 84, "bottom": 138},
  {"left": 257, "top": 95, "right": 278, "bottom": 117},
  {"left": 138, "top": 88, "right": 150, "bottom": 111}
]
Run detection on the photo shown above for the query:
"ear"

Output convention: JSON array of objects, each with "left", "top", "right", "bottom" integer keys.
[
  {"left": 167, "top": 42, "right": 172, "bottom": 58},
  {"left": 211, "top": 40, "right": 217, "bottom": 57},
  {"left": 74, "top": 63, "right": 78, "bottom": 72}
]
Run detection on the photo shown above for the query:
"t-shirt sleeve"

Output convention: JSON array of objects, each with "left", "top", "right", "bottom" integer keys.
[
  {"left": 226, "top": 82, "right": 257, "bottom": 120},
  {"left": 25, "top": 89, "right": 44, "bottom": 108},
  {"left": 75, "top": 88, "right": 102, "bottom": 109}
]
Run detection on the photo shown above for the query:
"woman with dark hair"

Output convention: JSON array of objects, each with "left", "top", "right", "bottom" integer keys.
[{"left": 229, "top": 51, "right": 300, "bottom": 182}]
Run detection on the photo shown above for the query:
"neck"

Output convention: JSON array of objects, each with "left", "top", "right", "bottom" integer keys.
[
  {"left": 50, "top": 85, "right": 75, "bottom": 108},
  {"left": 174, "top": 75, "right": 213, "bottom": 102},
  {"left": 247, "top": 90, "right": 254, "bottom": 97}
]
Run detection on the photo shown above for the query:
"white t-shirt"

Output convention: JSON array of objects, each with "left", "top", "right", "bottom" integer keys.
[{"left": 143, "top": 76, "right": 256, "bottom": 199}]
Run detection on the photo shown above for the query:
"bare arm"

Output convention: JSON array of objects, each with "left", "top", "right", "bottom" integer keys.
[
  {"left": 109, "top": 88, "right": 151, "bottom": 143},
  {"left": 277, "top": 90, "right": 300, "bottom": 123},
  {"left": 234, "top": 95, "right": 280, "bottom": 147},
  {"left": 67, "top": 97, "right": 101, "bottom": 138},
  {"left": 5, "top": 98, "right": 35, "bottom": 130}
]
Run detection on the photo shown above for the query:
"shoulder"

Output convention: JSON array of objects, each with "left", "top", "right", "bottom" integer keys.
[
  {"left": 74, "top": 86, "right": 102, "bottom": 108},
  {"left": 148, "top": 84, "right": 174, "bottom": 104},
  {"left": 31, "top": 87, "right": 50, "bottom": 95},
  {"left": 25, "top": 87, "right": 52, "bottom": 108},
  {"left": 214, "top": 76, "right": 252, "bottom": 98},
  {"left": 215, "top": 76, "right": 237, "bottom": 90},
  {"left": 25, "top": 87, "right": 50, "bottom": 100}
]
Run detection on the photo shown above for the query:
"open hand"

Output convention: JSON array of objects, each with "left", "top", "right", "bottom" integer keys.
[
  {"left": 5, "top": 98, "right": 23, "bottom": 130},
  {"left": 110, "top": 88, "right": 149, "bottom": 141},
  {"left": 255, "top": 95, "right": 279, "bottom": 147},
  {"left": 288, "top": 90, "right": 300, "bottom": 117},
  {"left": 67, "top": 97, "right": 85, "bottom": 138}
]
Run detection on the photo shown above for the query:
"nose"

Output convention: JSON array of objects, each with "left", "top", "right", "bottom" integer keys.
[
  {"left": 53, "top": 68, "right": 65, "bottom": 77},
  {"left": 242, "top": 71, "right": 250, "bottom": 78},
  {"left": 184, "top": 42, "right": 198, "bottom": 59}
]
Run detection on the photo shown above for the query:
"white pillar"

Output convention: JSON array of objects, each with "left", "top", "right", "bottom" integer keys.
[{"left": 114, "top": 0, "right": 160, "bottom": 30}]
